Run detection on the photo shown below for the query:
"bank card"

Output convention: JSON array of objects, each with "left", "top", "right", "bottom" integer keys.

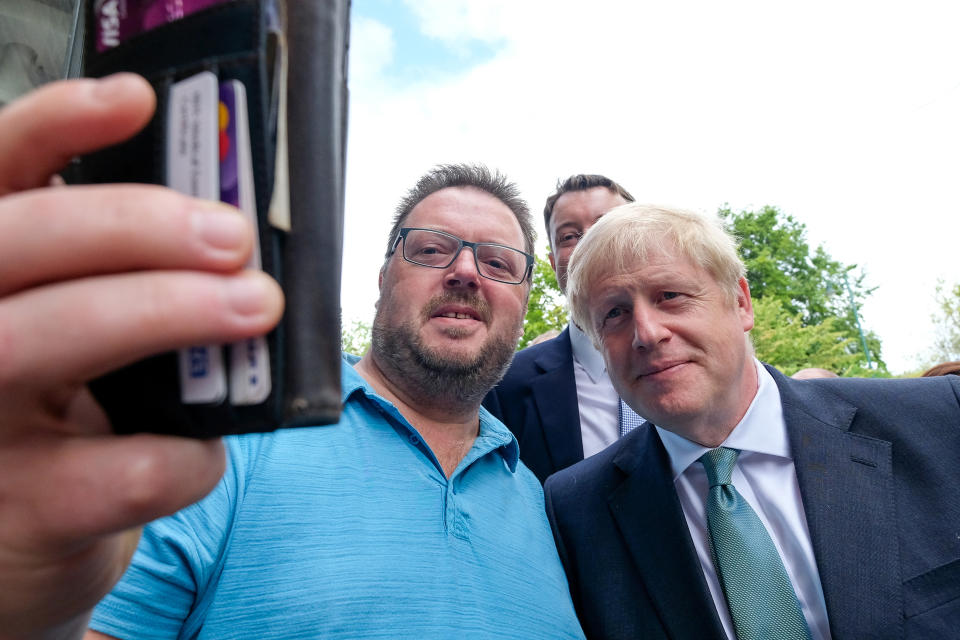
[
  {"left": 95, "top": 0, "right": 234, "bottom": 52},
  {"left": 219, "top": 80, "right": 272, "bottom": 404},
  {"left": 167, "top": 71, "right": 228, "bottom": 404}
]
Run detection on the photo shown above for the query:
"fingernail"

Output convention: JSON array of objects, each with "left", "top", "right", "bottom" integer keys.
[
  {"left": 224, "top": 274, "right": 272, "bottom": 317},
  {"left": 92, "top": 73, "right": 144, "bottom": 101},
  {"left": 193, "top": 207, "right": 248, "bottom": 250}
]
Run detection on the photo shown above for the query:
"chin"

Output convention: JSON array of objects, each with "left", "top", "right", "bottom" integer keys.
[{"left": 636, "top": 393, "right": 700, "bottom": 425}]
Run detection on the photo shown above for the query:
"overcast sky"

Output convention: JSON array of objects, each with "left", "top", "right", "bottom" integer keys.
[{"left": 341, "top": 0, "right": 960, "bottom": 374}]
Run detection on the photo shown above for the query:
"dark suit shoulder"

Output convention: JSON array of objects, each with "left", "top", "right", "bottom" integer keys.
[
  {"left": 545, "top": 427, "right": 642, "bottom": 501},
  {"left": 497, "top": 329, "right": 573, "bottom": 386},
  {"left": 482, "top": 329, "right": 572, "bottom": 418},
  {"left": 799, "top": 370, "right": 958, "bottom": 399},
  {"left": 772, "top": 366, "right": 960, "bottom": 434}
]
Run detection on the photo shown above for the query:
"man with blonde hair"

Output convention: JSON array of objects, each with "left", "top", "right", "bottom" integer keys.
[{"left": 545, "top": 203, "right": 960, "bottom": 639}]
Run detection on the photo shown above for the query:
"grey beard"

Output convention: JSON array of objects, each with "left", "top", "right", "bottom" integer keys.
[{"left": 371, "top": 316, "right": 517, "bottom": 408}]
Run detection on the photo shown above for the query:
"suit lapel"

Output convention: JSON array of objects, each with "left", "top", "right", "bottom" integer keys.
[
  {"left": 530, "top": 328, "right": 584, "bottom": 469},
  {"left": 771, "top": 367, "right": 900, "bottom": 639},
  {"left": 607, "top": 426, "right": 726, "bottom": 638}
]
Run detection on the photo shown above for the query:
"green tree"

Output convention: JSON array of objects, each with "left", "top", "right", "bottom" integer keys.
[
  {"left": 341, "top": 318, "right": 371, "bottom": 356},
  {"left": 720, "top": 205, "right": 886, "bottom": 374},
  {"left": 929, "top": 279, "right": 960, "bottom": 362},
  {"left": 751, "top": 297, "right": 872, "bottom": 376},
  {"left": 519, "top": 252, "right": 567, "bottom": 349}
]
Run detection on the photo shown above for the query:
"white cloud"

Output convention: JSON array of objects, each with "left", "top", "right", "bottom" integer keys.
[
  {"left": 348, "top": 16, "right": 395, "bottom": 90},
  {"left": 343, "top": 0, "right": 960, "bottom": 372},
  {"left": 400, "top": 0, "right": 515, "bottom": 46}
]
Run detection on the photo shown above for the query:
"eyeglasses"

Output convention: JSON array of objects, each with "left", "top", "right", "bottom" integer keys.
[{"left": 390, "top": 227, "right": 534, "bottom": 285}]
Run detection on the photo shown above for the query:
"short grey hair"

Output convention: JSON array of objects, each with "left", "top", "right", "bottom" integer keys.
[{"left": 383, "top": 164, "right": 535, "bottom": 263}]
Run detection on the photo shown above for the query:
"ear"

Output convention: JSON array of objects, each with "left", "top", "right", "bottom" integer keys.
[
  {"left": 735, "top": 277, "right": 754, "bottom": 332},
  {"left": 548, "top": 250, "right": 557, "bottom": 273},
  {"left": 378, "top": 266, "right": 385, "bottom": 291}
]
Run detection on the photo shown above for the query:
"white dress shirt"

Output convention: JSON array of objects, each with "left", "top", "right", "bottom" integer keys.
[
  {"left": 568, "top": 322, "right": 621, "bottom": 458},
  {"left": 655, "top": 360, "right": 832, "bottom": 640}
]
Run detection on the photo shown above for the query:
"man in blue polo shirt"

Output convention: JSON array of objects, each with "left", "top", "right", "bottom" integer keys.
[{"left": 85, "top": 164, "right": 585, "bottom": 639}]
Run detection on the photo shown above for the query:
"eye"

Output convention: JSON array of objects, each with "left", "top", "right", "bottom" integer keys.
[
  {"left": 599, "top": 306, "right": 627, "bottom": 332},
  {"left": 661, "top": 291, "right": 682, "bottom": 301},
  {"left": 556, "top": 231, "right": 582, "bottom": 248},
  {"left": 413, "top": 243, "right": 452, "bottom": 258}
]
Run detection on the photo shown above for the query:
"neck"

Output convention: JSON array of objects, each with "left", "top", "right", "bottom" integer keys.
[{"left": 354, "top": 353, "right": 480, "bottom": 477}]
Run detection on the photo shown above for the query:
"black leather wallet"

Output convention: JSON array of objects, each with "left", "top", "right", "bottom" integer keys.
[{"left": 76, "top": 0, "right": 348, "bottom": 437}]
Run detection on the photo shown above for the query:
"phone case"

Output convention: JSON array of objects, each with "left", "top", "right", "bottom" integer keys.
[{"left": 77, "top": 0, "right": 348, "bottom": 437}]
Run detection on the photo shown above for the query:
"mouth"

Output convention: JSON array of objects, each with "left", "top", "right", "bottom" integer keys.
[
  {"left": 423, "top": 290, "right": 491, "bottom": 324},
  {"left": 638, "top": 361, "right": 689, "bottom": 378},
  {"left": 436, "top": 310, "right": 479, "bottom": 320},
  {"left": 430, "top": 305, "right": 483, "bottom": 323}
]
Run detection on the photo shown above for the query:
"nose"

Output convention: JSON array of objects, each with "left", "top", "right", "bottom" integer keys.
[
  {"left": 631, "top": 303, "right": 670, "bottom": 350},
  {"left": 443, "top": 245, "right": 481, "bottom": 290}
]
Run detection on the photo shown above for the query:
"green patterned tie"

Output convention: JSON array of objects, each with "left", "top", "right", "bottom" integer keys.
[{"left": 700, "top": 447, "right": 813, "bottom": 640}]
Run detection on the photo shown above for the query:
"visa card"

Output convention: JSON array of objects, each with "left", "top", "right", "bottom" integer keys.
[
  {"left": 167, "top": 71, "right": 228, "bottom": 404},
  {"left": 95, "top": 0, "right": 234, "bottom": 52},
  {"left": 220, "top": 80, "right": 271, "bottom": 405}
]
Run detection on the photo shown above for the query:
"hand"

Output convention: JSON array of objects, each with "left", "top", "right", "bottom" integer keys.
[{"left": 0, "top": 75, "right": 284, "bottom": 638}]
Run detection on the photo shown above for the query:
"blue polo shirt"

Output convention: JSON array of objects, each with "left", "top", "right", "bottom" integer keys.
[{"left": 91, "top": 356, "right": 584, "bottom": 639}]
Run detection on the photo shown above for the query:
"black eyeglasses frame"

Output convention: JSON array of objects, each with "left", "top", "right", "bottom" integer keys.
[{"left": 390, "top": 227, "right": 534, "bottom": 285}]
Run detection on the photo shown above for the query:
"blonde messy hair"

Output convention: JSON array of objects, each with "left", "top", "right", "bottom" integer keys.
[{"left": 567, "top": 203, "right": 746, "bottom": 345}]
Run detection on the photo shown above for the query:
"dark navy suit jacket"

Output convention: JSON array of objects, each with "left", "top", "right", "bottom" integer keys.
[
  {"left": 483, "top": 327, "right": 584, "bottom": 484},
  {"left": 545, "top": 366, "right": 960, "bottom": 639}
]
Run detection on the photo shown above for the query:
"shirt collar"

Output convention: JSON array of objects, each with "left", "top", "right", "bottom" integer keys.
[
  {"left": 656, "top": 359, "right": 790, "bottom": 480},
  {"left": 478, "top": 406, "right": 521, "bottom": 472},
  {"left": 568, "top": 322, "right": 607, "bottom": 383},
  {"left": 341, "top": 353, "right": 520, "bottom": 472},
  {"left": 341, "top": 352, "right": 366, "bottom": 401}
]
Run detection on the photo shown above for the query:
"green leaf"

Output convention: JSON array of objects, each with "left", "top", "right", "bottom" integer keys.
[{"left": 519, "top": 250, "right": 567, "bottom": 349}]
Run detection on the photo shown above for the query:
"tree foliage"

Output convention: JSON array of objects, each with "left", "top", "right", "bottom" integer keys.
[
  {"left": 929, "top": 279, "right": 960, "bottom": 363},
  {"left": 751, "top": 297, "right": 873, "bottom": 376},
  {"left": 341, "top": 318, "right": 372, "bottom": 356},
  {"left": 720, "top": 205, "right": 886, "bottom": 375},
  {"left": 519, "top": 252, "right": 567, "bottom": 349}
]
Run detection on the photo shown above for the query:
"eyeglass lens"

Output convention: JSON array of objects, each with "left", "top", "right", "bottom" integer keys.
[{"left": 403, "top": 229, "right": 527, "bottom": 283}]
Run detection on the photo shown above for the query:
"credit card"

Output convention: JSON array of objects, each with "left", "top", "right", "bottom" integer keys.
[
  {"left": 167, "top": 71, "right": 228, "bottom": 404},
  {"left": 95, "top": 0, "right": 234, "bottom": 52},
  {"left": 219, "top": 80, "right": 272, "bottom": 405}
]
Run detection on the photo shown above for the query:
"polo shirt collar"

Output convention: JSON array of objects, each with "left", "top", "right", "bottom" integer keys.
[
  {"left": 341, "top": 352, "right": 366, "bottom": 400},
  {"left": 478, "top": 406, "right": 520, "bottom": 472},
  {"left": 656, "top": 359, "right": 790, "bottom": 480},
  {"left": 341, "top": 353, "right": 520, "bottom": 473}
]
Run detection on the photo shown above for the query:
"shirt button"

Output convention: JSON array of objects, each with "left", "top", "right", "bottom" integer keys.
[{"left": 409, "top": 434, "right": 420, "bottom": 445}]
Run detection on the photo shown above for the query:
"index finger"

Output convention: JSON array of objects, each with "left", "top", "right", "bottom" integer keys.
[{"left": 0, "top": 74, "right": 155, "bottom": 196}]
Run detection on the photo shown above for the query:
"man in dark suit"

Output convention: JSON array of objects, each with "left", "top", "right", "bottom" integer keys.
[
  {"left": 483, "top": 174, "right": 640, "bottom": 483},
  {"left": 545, "top": 202, "right": 960, "bottom": 639}
]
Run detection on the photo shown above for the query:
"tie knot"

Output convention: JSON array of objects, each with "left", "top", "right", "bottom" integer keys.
[{"left": 700, "top": 447, "right": 740, "bottom": 486}]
